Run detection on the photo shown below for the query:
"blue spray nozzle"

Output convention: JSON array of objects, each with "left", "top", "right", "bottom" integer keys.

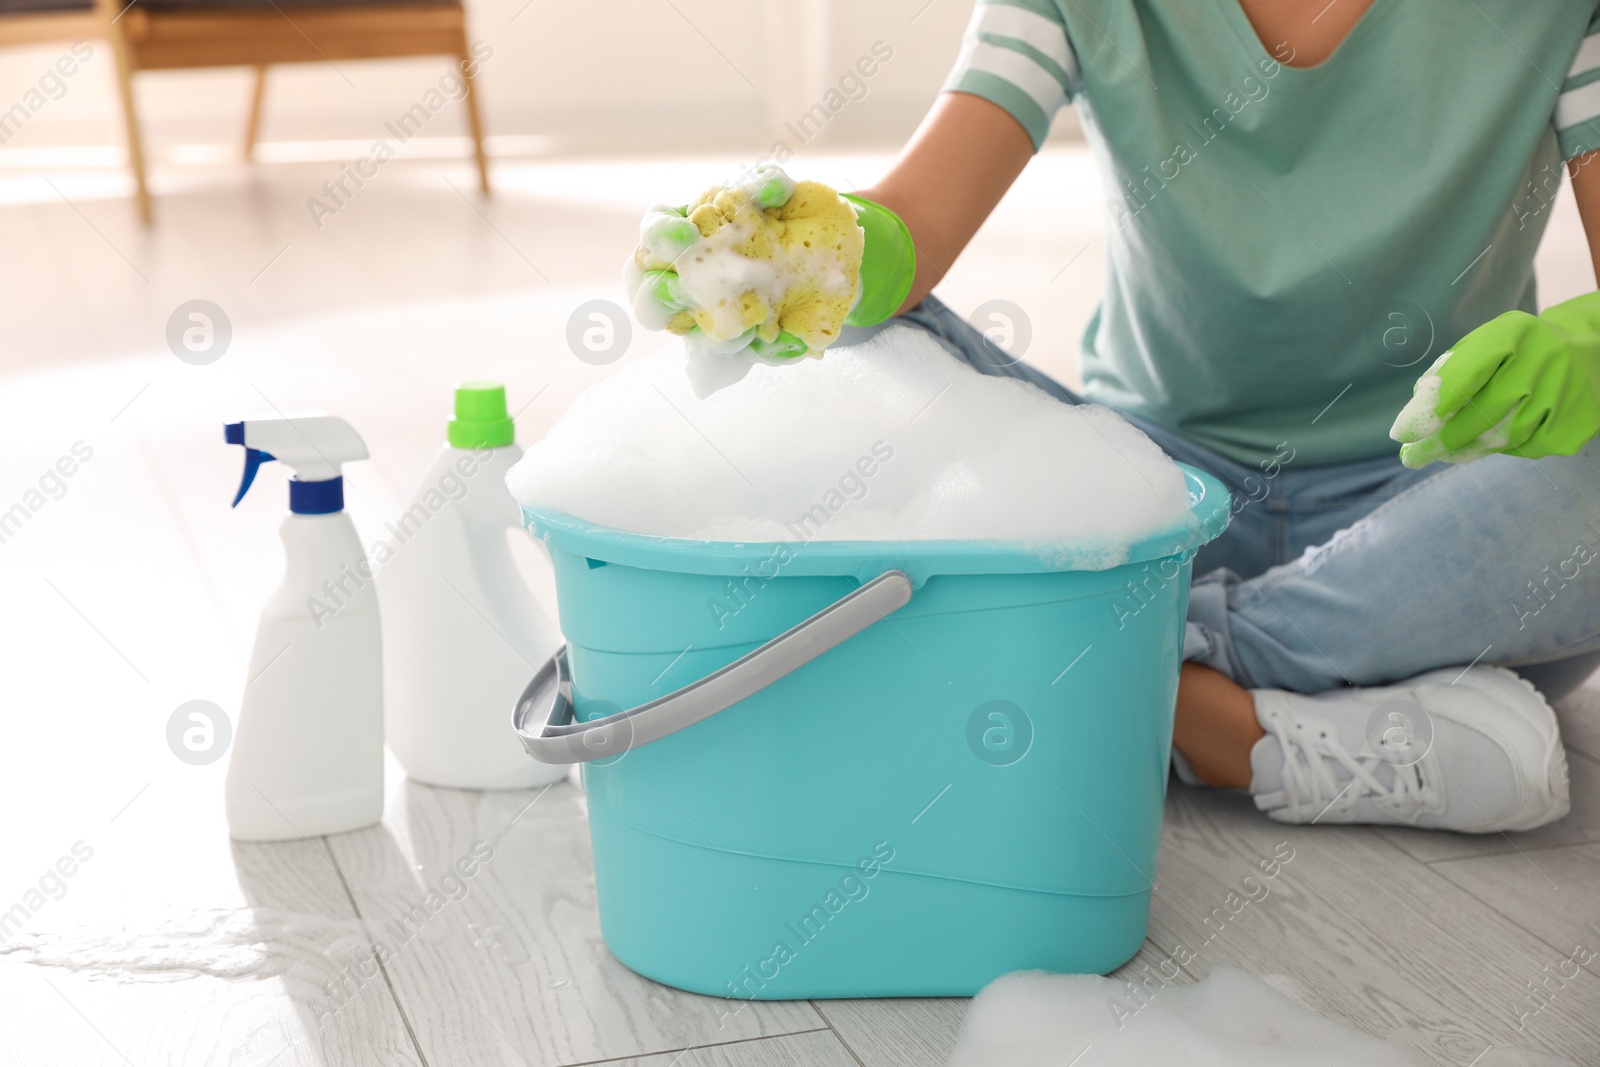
[
  {"left": 226, "top": 422, "right": 276, "bottom": 507},
  {"left": 225, "top": 415, "right": 366, "bottom": 512}
]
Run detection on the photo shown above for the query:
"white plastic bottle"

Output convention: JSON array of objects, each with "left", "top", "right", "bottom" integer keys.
[
  {"left": 224, "top": 414, "right": 384, "bottom": 841},
  {"left": 379, "top": 383, "right": 566, "bottom": 790}
]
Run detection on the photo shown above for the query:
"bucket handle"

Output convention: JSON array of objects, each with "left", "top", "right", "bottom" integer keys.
[{"left": 512, "top": 570, "right": 913, "bottom": 765}]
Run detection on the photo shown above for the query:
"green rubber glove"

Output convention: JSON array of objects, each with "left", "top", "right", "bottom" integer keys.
[
  {"left": 1390, "top": 292, "right": 1600, "bottom": 468},
  {"left": 842, "top": 193, "right": 916, "bottom": 327}
]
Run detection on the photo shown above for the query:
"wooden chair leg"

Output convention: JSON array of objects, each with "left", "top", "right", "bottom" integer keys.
[
  {"left": 106, "top": 19, "right": 151, "bottom": 223},
  {"left": 244, "top": 65, "right": 268, "bottom": 161},
  {"left": 458, "top": 42, "right": 490, "bottom": 194}
]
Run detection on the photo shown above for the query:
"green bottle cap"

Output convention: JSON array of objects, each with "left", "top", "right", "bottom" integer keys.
[{"left": 447, "top": 382, "right": 515, "bottom": 449}]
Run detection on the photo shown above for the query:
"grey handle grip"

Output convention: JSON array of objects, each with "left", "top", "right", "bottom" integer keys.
[{"left": 512, "top": 570, "right": 914, "bottom": 765}]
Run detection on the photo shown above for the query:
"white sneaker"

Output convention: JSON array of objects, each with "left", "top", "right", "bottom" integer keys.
[{"left": 1249, "top": 666, "right": 1570, "bottom": 833}]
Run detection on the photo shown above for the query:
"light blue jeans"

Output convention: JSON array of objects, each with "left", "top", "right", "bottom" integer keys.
[{"left": 887, "top": 296, "right": 1600, "bottom": 701}]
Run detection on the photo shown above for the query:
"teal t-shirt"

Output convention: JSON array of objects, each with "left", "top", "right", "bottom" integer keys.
[{"left": 945, "top": 0, "right": 1600, "bottom": 465}]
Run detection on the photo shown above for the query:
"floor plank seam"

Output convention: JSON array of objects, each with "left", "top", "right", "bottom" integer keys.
[
  {"left": 809, "top": 1001, "right": 869, "bottom": 1067},
  {"left": 1562, "top": 733, "right": 1599, "bottom": 762},
  {"left": 323, "top": 835, "right": 433, "bottom": 1067},
  {"left": 1408, "top": 841, "right": 1600, "bottom": 991},
  {"left": 1562, "top": 745, "right": 1600, "bottom": 769},
  {"left": 1416, "top": 836, "right": 1600, "bottom": 864},
  {"left": 554, "top": 1026, "right": 833, "bottom": 1067}
]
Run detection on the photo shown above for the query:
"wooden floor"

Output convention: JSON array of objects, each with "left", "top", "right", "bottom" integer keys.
[{"left": 0, "top": 148, "right": 1597, "bottom": 1065}]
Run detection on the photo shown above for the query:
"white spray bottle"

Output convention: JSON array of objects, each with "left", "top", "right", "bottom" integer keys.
[
  {"left": 379, "top": 383, "right": 566, "bottom": 790},
  {"left": 224, "top": 413, "right": 384, "bottom": 841}
]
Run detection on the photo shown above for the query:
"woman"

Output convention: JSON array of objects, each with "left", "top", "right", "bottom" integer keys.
[{"left": 639, "top": 0, "right": 1600, "bottom": 833}]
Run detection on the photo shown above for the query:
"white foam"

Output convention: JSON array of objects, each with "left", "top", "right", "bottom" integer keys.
[
  {"left": 1392, "top": 350, "right": 1522, "bottom": 467},
  {"left": 669, "top": 171, "right": 855, "bottom": 398},
  {"left": 1389, "top": 369, "right": 1446, "bottom": 443},
  {"left": 681, "top": 317, "right": 782, "bottom": 397},
  {"left": 948, "top": 965, "right": 1514, "bottom": 1067},
  {"left": 508, "top": 326, "right": 1193, "bottom": 567},
  {"left": 674, "top": 222, "right": 787, "bottom": 343}
]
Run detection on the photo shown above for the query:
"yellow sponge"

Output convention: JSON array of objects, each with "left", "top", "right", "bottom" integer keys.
[{"left": 655, "top": 179, "right": 863, "bottom": 354}]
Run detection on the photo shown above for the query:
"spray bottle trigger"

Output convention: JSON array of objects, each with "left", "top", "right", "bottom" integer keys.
[
  {"left": 225, "top": 423, "right": 277, "bottom": 507},
  {"left": 232, "top": 448, "right": 277, "bottom": 506},
  {"left": 232, "top": 448, "right": 276, "bottom": 506}
]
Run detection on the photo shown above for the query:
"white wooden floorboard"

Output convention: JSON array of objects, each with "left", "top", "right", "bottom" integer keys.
[
  {"left": 1426, "top": 841, "right": 1600, "bottom": 1059},
  {"left": 1149, "top": 784, "right": 1600, "bottom": 1066},
  {"left": 596, "top": 1028, "right": 860, "bottom": 1067},
  {"left": 809, "top": 997, "right": 967, "bottom": 1067},
  {"left": 325, "top": 774, "right": 823, "bottom": 1067},
  {"left": 1428, "top": 842, "right": 1600, "bottom": 980}
]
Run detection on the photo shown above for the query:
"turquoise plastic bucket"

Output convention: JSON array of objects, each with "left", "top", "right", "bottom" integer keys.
[{"left": 519, "top": 465, "right": 1229, "bottom": 999}]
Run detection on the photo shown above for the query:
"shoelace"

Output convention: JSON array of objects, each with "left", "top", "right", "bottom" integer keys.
[{"left": 1268, "top": 706, "right": 1426, "bottom": 821}]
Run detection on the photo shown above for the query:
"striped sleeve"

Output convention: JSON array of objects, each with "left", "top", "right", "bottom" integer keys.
[
  {"left": 941, "top": 0, "right": 1080, "bottom": 150},
  {"left": 1556, "top": 5, "right": 1600, "bottom": 159}
]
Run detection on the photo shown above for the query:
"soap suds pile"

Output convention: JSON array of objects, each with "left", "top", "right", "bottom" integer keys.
[
  {"left": 509, "top": 326, "right": 1192, "bottom": 568},
  {"left": 949, "top": 966, "right": 1530, "bottom": 1067},
  {"left": 623, "top": 165, "right": 864, "bottom": 396}
]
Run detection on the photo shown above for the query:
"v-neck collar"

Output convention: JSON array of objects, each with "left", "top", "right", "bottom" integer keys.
[{"left": 1210, "top": 0, "right": 1396, "bottom": 78}]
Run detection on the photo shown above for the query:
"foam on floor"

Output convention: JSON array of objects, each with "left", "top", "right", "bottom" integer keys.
[
  {"left": 507, "top": 325, "right": 1193, "bottom": 567},
  {"left": 948, "top": 966, "right": 1430, "bottom": 1067},
  {"left": 0, "top": 907, "right": 376, "bottom": 982}
]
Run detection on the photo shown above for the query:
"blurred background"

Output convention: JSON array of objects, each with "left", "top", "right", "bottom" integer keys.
[{"left": 0, "top": 0, "right": 1102, "bottom": 379}]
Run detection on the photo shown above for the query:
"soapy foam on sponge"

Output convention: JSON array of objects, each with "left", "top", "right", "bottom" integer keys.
[
  {"left": 673, "top": 178, "right": 861, "bottom": 349},
  {"left": 949, "top": 966, "right": 1431, "bottom": 1067},
  {"left": 626, "top": 166, "right": 864, "bottom": 396},
  {"left": 508, "top": 326, "right": 1193, "bottom": 568}
]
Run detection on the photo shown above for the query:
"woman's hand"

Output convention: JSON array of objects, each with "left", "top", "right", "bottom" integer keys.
[
  {"left": 1390, "top": 294, "right": 1600, "bottom": 467},
  {"left": 623, "top": 167, "right": 919, "bottom": 360},
  {"left": 1392, "top": 148, "right": 1600, "bottom": 468},
  {"left": 624, "top": 89, "right": 1035, "bottom": 359}
]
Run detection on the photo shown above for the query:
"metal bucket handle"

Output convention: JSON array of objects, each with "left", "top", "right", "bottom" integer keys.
[{"left": 512, "top": 570, "right": 914, "bottom": 765}]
